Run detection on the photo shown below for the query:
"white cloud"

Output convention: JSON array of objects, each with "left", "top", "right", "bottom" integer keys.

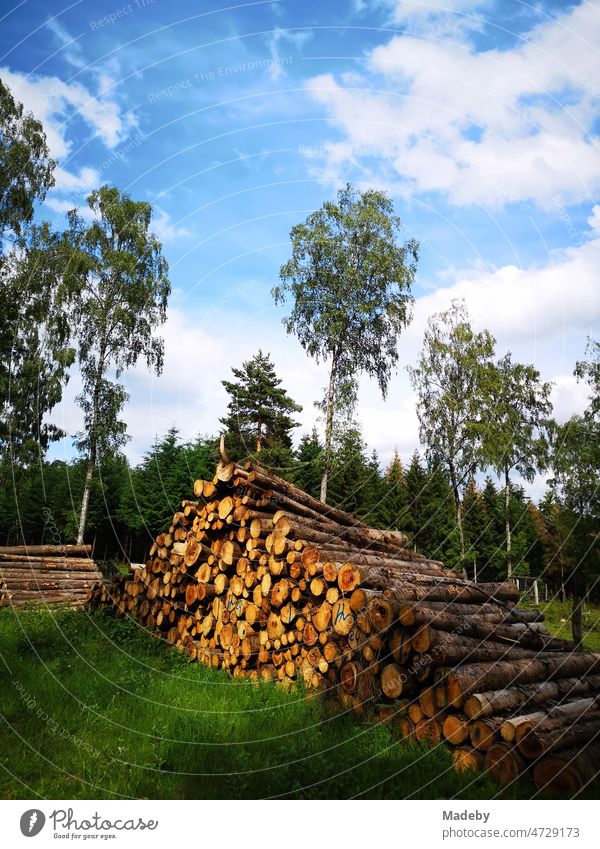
[
  {"left": 53, "top": 165, "right": 100, "bottom": 193},
  {"left": 0, "top": 64, "right": 136, "bottom": 203},
  {"left": 304, "top": 1, "right": 600, "bottom": 208},
  {"left": 265, "top": 27, "right": 312, "bottom": 80},
  {"left": 150, "top": 207, "right": 192, "bottom": 243},
  {"left": 44, "top": 196, "right": 96, "bottom": 221},
  {"left": 45, "top": 18, "right": 86, "bottom": 70}
]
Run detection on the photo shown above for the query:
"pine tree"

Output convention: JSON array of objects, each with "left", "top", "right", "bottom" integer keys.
[
  {"left": 220, "top": 350, "right": 302, "bottom": 464},
  {"left": 463, "top": 478, "right": 490, "bottom": 582},
  {"left": 360, "top": 449, "right": 386, "bottom": 527},
  {"left": 419, "top": 462, "right": 462, "bottom": 567},
  {"left": 378, "top": 449, "right": 410, "bottom": 531},
  {"left": 404, "top": 450, "right": 427, "bottom": 552},
  {"left": 326, "top": 424, "right": 370, "bottom": 516},
  {"left": 481, "top": 478, "right": 506, "bottom": 580},
  {"left": 293, "top": 429, "right": 324, "bottom": 499}
]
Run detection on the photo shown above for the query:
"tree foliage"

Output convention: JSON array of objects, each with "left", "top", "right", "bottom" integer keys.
[
  {"left": 0, "top": 77, "right": 55, "bottom": 242},
  {"left": 481, "top": 352, "right": 552, "bottom": 577},
  {"left": 274, "top": 183, "right": 418, "bottom": 502},
  {"left": 0, "top": 81, "right": 71, "bottom": 480},
  {"left": 408, "top": 299, "right": 495, "bottom": 567},
  {"left": 57, "top": 185, "right": 171, "bottom": 543},
  {"left": 220, "top": 349, "right": 301, "bottom": 465}
]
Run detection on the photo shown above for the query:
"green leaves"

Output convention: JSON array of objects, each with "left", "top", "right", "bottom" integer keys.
[
  {"left": 481, "top": 352, "right": 552, "bottom": 482},
  {"left": 408, "top": 298, "right": 496, "bottom": 492},
  {"left": 275, "top": 184, "right": 417, "bottom": 395},
  {"left": 275, "top": 183, "right": 418, "bottom": 500},
  {"left": 0, "top": 78, "right": 55, "bottom": 242},
  {"left": 220, "top": 349, "right": 302, "bottom": 464}
]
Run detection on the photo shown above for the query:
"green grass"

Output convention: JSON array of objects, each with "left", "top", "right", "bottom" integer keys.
[
  {"left": 521, "top": 598, "right": 600, "bottom": 652},
  {"left": 0, "top": 607, "right": 524, "bottom": 800},
  {"left": 1, "top": 606, "right": 598, "bottom": 800}
]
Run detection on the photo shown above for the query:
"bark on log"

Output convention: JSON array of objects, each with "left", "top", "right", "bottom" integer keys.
[
  {"left": 0, "top": 545, "right": 92, "bottom": 557},
  {"left": 446, "top": 654, "right": 600, "bottom": 708},
  {"left": 464, "top": 674, "right": 600, "bottom": 720}
]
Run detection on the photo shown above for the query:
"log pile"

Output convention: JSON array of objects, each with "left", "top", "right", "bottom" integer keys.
[
  {"left": 88, "top": 455, "right": 600, "bottom": 794},
  {"left": 0, "top": 545, "right": 102, "bottom": 607}
]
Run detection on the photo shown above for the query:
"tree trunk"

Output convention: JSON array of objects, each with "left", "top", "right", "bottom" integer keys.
[
  {"left": 504, "top": 464, "right": 512, "bottom": 579},
  {"left": 449, "top": 460, "right": 465, "bottom": 567},
  {"left": 572, "top": 589, "right": 584, "bottom": 651},
  {"left": 76, "top": 453, "right": 95, "bottom": 545},
  {"left": 320, "top": 351, "right": 338, "bottom": 504}
]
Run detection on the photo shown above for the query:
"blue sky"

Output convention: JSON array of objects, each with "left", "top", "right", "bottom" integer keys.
[{"left": 1, "top": 0, "right": 599, "bottom": 489}]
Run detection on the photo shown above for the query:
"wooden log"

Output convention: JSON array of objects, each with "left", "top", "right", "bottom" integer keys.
[
  {"left": 405, "top": 610, "right": 568, "bottom": 652},
  {"left": 385, "top": 582, "right": 520, "bottom": 605},
  {"left": 469, "top": 716, "right": 504, "bottom": 751},
  {"left": 518, "top": 714, "right": 600, "bottom": 761},
  {"left": 446, "top": 654, "right": 600, "bottom": 708},
  {"left": 501, "top": 697, "right": 600, "bottom": 743},
  {"left": 532, "top": 742, "right": 600, "bottom": 794},
  {"left": 240, "top": 464, "right": 369, "bottom": 528},
  {"left": 414, "top": 717, "right": 442, "bottom": 747},
  {"left": 412, "top": 628, "right": 540, "bottom": 664},
  {"left": 463, "top": 674, "right": 600, "bottom": 720},
  {"left": 398, "top": 601, "right": 543, "bottom": 626},
  {"left": 0, "top": 545, "right": 92, "bottom": 557},
  {"left": 452, "top": 747, "right": 483, "bottom": 774},
  {"left": 483, "top": 743, "right": 527, "bottom": 786},
  {"left": 273, "top": 515, "right": 415, "bottom": 560},
  {"left": 380, "top": 663, "right": 407, "bottom": 699},
  {"left": 442, "top": 714, "right": 470, "bottom": 745}
]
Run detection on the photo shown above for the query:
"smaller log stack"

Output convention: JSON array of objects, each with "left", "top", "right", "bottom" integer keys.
[
  {"left": 88, "top": 454, "right": 600, "bottom": 795},
  {"left": 0, "top": 545, "right": 102, "bottom": 607}
]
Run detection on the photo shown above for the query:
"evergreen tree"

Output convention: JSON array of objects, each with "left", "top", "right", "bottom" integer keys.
[
  {"left": 419, "top": 462, "right": 462, "bottom": 567},
  {"left": 220, "top": 349, "right": 301, "bottom": 465},
  {"left": 463, "top": 478, "right": 491, "bottom": 582},
  {"left": 378, "top": 449, "right": 410, "bottom": 531},
  {"left": 326, "top": 424, "right": 370, "bottom": 517},
  {"left": 293, "top": 429, "right": 324, "bottom": 498},
  {"left": 404, "top": 450, "right": 427, "bottom": 552},
  {"left": 481, "top": 478, "right": 506, "bottom": 580},
  {"left": 360, "top": 449, "right": 386, "bottom": 527}
]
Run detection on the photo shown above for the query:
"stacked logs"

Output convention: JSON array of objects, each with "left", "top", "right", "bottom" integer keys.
[
  {"left": 88, "top": 455, "right": 600, "bottom": 794},
  {"left": 0, "top": 545, "right": 102, "bottom": 607}
]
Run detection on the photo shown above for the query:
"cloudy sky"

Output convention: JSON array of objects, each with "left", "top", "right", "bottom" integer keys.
[{"left": 1, "top": 0, "right": 599, "bottom": 488}]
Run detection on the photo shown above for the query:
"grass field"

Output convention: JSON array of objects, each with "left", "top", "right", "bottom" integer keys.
[
  {"left": 522, "top": 598, "right": 600, "bottom": 653},
  {"left": 0, "top": 603, "right": 598, "bottom": 800}
]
